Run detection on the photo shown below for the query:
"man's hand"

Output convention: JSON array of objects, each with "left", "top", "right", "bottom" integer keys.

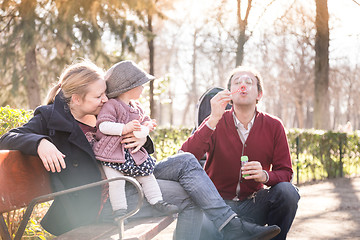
[
  {"left": 121, "top": 132, "right": 147, "bottom": 153},
  {"left": 241, "top": 161, "right": 268, "bottom": 183},
  {"left": 37, "top": 139, "right": 66, "bottom": 172},
  {"left": 207, "top": 90, "right": 231, "bottom": 129}
]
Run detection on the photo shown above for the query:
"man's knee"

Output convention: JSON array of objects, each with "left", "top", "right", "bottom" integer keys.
[{"left": 271, "top": 182, "right": 300, "bottom": 206}]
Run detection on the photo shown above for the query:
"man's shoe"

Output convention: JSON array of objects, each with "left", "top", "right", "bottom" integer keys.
[
  {"left": 222, "top": 217, "right": 281, "bottom": 240},
  {"left": 152, "top": 200, "right": 179, "bottom": 214}
]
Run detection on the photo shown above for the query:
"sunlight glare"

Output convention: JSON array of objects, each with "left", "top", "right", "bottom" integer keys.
[
  {"left": 192, "top": 0, "right": 208, "bottom": 17},
  {"left": 240, "top": 0, "right": 249, "bottom": 19}
]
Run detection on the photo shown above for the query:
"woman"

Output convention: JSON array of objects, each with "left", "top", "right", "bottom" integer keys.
[
  {"left": 0, "top": 59, "right": 278, "bottom": 240},
  {"left": 0, "top": 60, "right": 110, "bottom": 235}
]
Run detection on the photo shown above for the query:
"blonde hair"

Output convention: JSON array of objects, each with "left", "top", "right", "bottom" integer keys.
[{"left": 44, "top": 59, "right": 105, "bottom": 105}]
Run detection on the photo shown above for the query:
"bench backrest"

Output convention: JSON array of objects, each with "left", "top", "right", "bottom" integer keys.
[{"left": 0, "top": 150, "right": 52, "bottom": 213}]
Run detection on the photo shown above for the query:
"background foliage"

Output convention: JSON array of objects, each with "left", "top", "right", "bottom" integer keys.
[
  {"left": 0, "top": 106, "right": 33, "bottom": 136},
  {"left": 1, "top": 107, "right": 360, "bottom": 183},
  {"left": 150, "top": 126, "right": 193, "bottom": 161},
  {"left": 287, "top": 129, "right": 360, "bottom": 184}
]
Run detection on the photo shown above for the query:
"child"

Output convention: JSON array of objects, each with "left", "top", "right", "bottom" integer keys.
[{"left": 93, "top": 60, "right": 178, "bottom": 221}]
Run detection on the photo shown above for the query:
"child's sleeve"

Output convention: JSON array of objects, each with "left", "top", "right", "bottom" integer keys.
[
  {"left": 98, "top": 122, "right": 124, "bottom": 136},
  {"left": 132, "top": 101, "right": 151, "bottom": 123}
]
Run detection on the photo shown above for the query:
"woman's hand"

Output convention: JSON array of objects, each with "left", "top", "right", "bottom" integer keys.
[
  {"left": 143, "top": 119, "right": 157, "bottom": 132},
  {"left": 121, "top": 132, "right": 147, "bottom": 153},
  {"left": 37, "top": 139, "right": 66, "bottom": 172}
]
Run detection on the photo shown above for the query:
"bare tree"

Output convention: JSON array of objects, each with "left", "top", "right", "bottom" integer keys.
[
  {"left": 330, "top": 62, "right": 360, "bottom": 130},
  {"left": 181, "top": 28, "right": 201, "bottom": 125},
  {"left": 252, "top": 2, "right": 315, "bottom": 129}
]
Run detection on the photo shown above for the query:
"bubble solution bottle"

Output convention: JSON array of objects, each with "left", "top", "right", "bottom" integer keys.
[{"left": 241, "top": 156, "right": 250, "bottom": 178}]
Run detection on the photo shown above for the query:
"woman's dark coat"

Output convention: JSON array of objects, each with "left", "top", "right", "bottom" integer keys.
[{"left": 0, "top": 93, "right": 154, "bottom": 235}]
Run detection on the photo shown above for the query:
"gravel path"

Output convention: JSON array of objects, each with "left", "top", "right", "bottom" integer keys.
[{"left": 153, "top": 176, "right": 360, "bottom": 240}]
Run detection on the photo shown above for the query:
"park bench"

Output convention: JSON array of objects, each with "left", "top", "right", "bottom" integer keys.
[{"left": 0, "top": 150, "right": 176, "bottom": 240}]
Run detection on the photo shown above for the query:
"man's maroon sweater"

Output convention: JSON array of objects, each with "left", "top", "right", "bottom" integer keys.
[{"left": 181, "top": 108, "right": 293, "bottom": 201}]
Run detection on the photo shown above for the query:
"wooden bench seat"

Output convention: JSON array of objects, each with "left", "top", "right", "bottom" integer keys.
[
  {"left": 0, "top": 150, "right": 175, "bottom": 240},
  {"left": 56, "top": 215, "right": 176, "bottom": 240}
]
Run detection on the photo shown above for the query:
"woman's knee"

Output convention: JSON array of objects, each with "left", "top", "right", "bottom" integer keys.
[
  {"left": 173, "top": 152, "right": 198, "bottom": 162},
  {"left": 168, "top": 152, "right": 202, "bottom": 170}
]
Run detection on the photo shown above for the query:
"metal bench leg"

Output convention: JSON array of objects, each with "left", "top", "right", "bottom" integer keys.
[
  {"left": 0, "top": 214, "right": 11, "bottom": 240},
  {"left": 118, "top": 219, "right": 124, "bottom": 240}
]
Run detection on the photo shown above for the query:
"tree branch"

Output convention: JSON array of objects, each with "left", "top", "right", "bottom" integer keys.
[
  {"left": 351, "top": 0, "right": 360, "bottom": 6},
  {"left": 0, "top": 10, "right": 17, "bottom": 33}
]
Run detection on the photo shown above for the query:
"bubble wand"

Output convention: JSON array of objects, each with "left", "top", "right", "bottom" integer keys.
[{"left": 230, "top": 86, "right": 247, "bottom": 95}]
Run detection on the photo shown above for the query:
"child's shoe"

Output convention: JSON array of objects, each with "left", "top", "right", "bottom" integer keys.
[
  {"left": 152, "top": 200, "right": 179, "bottom": 215},
  {"left": 113, "top": 209, "right": 128, "bottom": 224}
]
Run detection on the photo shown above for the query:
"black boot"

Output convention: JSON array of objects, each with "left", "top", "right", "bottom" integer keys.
[
  {"left": 222, "top": 217, "right": 281, "bottom": 240},
  {"left": 152, "top": 200, "right": 179, "bottom": 215}
]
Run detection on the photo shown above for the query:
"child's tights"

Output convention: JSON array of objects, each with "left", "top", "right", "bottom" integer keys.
[{"left": 102, "top": 165, "right": 163, "bottom": 211}]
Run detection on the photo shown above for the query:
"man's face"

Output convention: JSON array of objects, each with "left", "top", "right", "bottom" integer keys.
[{"left": 230, "top": 71, "right": 262, "bottom": 106}]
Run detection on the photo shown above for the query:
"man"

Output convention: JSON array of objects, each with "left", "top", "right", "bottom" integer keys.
[{"left": 181, "top": 66, "right": 300, "bottom": 240}]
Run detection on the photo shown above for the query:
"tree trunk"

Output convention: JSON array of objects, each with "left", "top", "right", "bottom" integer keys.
[
  {"left": 294, "top": 98, "right": 304, "bottom": 129},
  {"left": 147, "top": 14, "right": 156, "bottom": 119},
  {"left": 314, "top": 0, "right": 330, "bottom": 130},
  {"left": 168, "top": 86, "right": 173, "bottom": 125},
  {"left": 181, "top": 30, "right": 199, "bottom": 126},
  {"left": 346, "top": 79, "right": 353, "bottom": 123},
  {"left": 25, "top": 47, "right": 41, "bottom": 108},
  {"left": 235, "top": 0, "right": 252, "bottom": 66},
  {"left": 191, "top": 30, "right": 198, "bottom": 109},
  {"left": 306, "top": 100, "right": 313, "bottom": 129},
  {"left": 236, "top": 25, "right": 247, "bottom": 66}
]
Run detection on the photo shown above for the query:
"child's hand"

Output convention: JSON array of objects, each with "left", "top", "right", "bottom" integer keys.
[
  {"left": 123, "top": 120, "right": 141, "bottom": 134},
  {"left": 144, "top": 119, "right": 157, "bottom": 132}
]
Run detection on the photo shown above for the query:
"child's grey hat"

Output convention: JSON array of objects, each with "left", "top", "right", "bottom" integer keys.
[{"left": 105, "top": 60, "right": 155, "bottom": 98}]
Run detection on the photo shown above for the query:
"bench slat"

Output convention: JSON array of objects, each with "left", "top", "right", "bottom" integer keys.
[
  {"left": 54, "top": 224, "right": 117, "bottom": 240},
  {"left": 123, "top": 215, "right": 175, "bottom": 240},
  {"left": 0, "top": 150, "right": 52, "bottom": 213},
  {"left": 55, "top": 215, "right": 175, "bottom": 240}
]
